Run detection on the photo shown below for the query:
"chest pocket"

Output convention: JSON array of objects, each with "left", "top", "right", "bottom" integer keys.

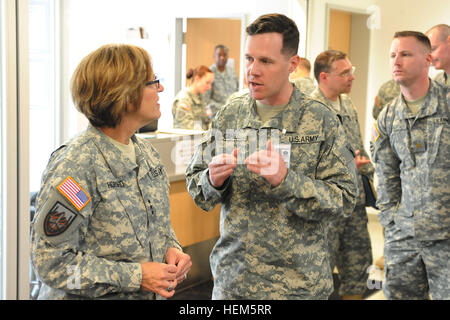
[
  {"left": 139, "top": 165, "right": 171, "bottom": 235},
  {"left": 390, "top": 118, "right": 415, "bottom": 169},
  {"left": 95, "top": 175, "right": 149, "bottom": 248},
  {"left": 427, "top": 117, "right": 449, "bottom": 166},
  {"left": 282, "top": 131, "right": 324, "bottom": 175}
]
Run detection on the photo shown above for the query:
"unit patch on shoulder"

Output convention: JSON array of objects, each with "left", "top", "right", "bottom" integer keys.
[
  {"left": 374, "top": 96, "right": 381, "bottom": 108},
  {"left": 44, "top": 201, "right": 77, "bottom": 236},
  {"left": 372, "top": 122, "right": 380, "bottom": 142},
  {"left": 57, "top": 176, "right": 91, "bottom": 211}
]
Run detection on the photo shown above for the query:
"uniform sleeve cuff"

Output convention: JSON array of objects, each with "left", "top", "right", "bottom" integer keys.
[
  {"left": 200, "top": 169, "right": 230, "bottom": 199},
  {"left": 270, "top": 169, "right": 311, "bottom": 200},
  {"left": 119, "top": 262, "right": 142, "bottom": 292}
]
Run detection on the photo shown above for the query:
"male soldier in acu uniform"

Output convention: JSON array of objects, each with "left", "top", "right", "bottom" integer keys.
[
  {"left": 311, "top": 50, "right": 374, "bottom": 300},
  {"left": 372, "top": 31, "right": 449, "bottom": 300},
  {"left": 185, "top": 13, "right": 357, "bottom": 300},
  {"left": 205, "top": 45, "right": 239, "bottom": 117}
]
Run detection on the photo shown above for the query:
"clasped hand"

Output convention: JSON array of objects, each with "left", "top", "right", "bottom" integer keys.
[{"left": 140, "top": 247, "right": 191, "bottom": 298}]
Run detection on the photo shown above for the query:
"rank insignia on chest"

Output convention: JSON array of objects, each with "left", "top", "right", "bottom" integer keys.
[
  {"left": 411, "top": 139, "right": 426, "bottom": 153},
  {"left": 150, "top": 166, "right": 164, "bottom": 178},
  {"left": 57, "top": 176, "right": 91, "bottom": 211},
  {"left": 44, "top": 201, "right": 77, "bottom": 236}
]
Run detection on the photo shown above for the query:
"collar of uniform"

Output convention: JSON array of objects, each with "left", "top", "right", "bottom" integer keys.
[
  {"left": 311, "top": 87, "right": 350, "bottom": 117},
  {"left": 240, "top": 94, "right": 261, "bottom": 129},
  {"left": 240, "top": 87, "right": 303, "bottom": 132},
  {"left": 398, "top": 78, "right": 438, "bottom": 120},
  {"left": 338, "top": 94, "right": 353, "bottom": 117},
  {"left": 210, "top": 64, "right": 224, "bottom": 77},
  {"left": 211, "top": 64, "right": 232, "bottom": 76},
  {"left": 132, "top": 135, "right": 160, "bottom": 181},
  {"left": 87, "top": 125, "right": 139, "bottom": 179},
  {"left": 187, "top": 88, "right": 203, "bottom": 105},
  {"left": 278, "top": 87, "right": 306, "bottom": 132}
]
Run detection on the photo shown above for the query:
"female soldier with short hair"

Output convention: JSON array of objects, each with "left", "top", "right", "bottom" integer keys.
[{"left": 31, "top": 44, "right": 191, "bottom": 300}]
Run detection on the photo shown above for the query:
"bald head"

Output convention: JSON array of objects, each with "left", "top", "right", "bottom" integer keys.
[
  {"left": 426, "top": 24, "right": 450, "bottom": 73},
  {"left": 426, "top": 24, "right": 450, "bottom": 41}
]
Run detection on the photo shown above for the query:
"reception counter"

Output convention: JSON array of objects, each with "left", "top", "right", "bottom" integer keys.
[{"left": 138, "top": 129, "right": 220, "bottom": 290}]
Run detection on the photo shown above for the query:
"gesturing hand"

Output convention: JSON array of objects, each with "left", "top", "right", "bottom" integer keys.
[
  {"left": 355, "top": 149, "right": 371, "bottom": 170},
  {"left": 245, "top": 140, "right": 288, "bottom": 187},
  {"left": 208, "top": 148, "right": 238, "bottom": 188}
]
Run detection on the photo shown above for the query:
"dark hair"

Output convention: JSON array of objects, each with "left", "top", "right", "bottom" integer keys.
[
  {"left": 314, "top": 50, "right": 347, "bottom": 83},
  {"left": 393, "top": 31, "right": 431, "bottom": 52},
  {"left": 246, "top": 13, "right": 299, "bottom": 56},
  {"left": 186, "top": 65, "right": 213, "bottom": 82},
  {"left": 215, "top": 44, "right": 229, "bottom": 53}
]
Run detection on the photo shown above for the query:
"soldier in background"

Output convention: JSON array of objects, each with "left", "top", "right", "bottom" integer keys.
[
  {"left": 204, "top": 44, "right": 239, "bottom": 118},
  {"left": 172, "top": 65, "right": 214, "bottom": 130},
  {"left": 186, "top": 13, "right": 357, "bottom": 300},
  {"left": 426, "top": 24, "right": 449, "bottom": 86},
  {"left": 289, "top": 57, "right": 316, "bottom": 95},
  {"left": 372, "top": 79, "right": 400, "bottom": 120},
  {"left": 31, "top": 44, "right": 191, "bottom": 299},
  {"left": 311, "top": 50, "right": 374, "bottom": 300},
  {"left": 372, "top": 31, "right": 449, "bottom": 300}
]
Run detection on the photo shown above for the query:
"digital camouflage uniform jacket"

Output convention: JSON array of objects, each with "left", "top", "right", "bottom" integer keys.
[
  {"left": 372, "top": 79, "right": 401, "bottom": 120},
  {"left": 185, "top": 87, "right": 358, "bottom": 299},
  {"left": 311, "top": 88, "right": 374, "bottom": 208},
  {"left": 372, "top": 80, "right": 449, "bottom": 240},
  {"left": 205, "top": 64, "right": 239, "bottom": 115},
  {"left": 31, "top": 125, "right": 181, "bottom": 299},
  {"left": 434, "top": 71, "right": 448, "bottom": 86},
  {"left": 291, "top": 77, "right": 316, "bottom": 95},
  {"left": 172, "top": 88, "right": 210, "bottom": 130}
]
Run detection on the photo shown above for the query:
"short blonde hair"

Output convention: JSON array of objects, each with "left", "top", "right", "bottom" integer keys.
[{"left": 70, "top": 44, "right": 154, "bottom": 127}]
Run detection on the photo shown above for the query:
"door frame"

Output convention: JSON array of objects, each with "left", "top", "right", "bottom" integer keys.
[
  {"left": 324, "top": 3, "right": 372, "bottom": 145},
  {"left": 1, "top": 0, "right": 30, "bottom": 300}
]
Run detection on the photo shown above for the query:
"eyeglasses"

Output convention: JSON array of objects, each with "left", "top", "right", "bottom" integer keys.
[
  {"left": 146, "top": 78, "right": 160, "bottom": 89},
  {"left": 337, "top": 66, "right": 356, "bottom": 78}
]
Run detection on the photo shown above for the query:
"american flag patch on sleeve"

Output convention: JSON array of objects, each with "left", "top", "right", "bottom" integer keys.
[{"left": 57, "top": 176, "right": 91, "bottom": 211}]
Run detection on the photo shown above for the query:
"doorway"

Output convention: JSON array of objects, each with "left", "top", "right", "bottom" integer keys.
[
  {"left": 185, "top": 18, "right": 242, "bottom": 84},
  {"left": 327, "top": 7, "right": 371, "bottom": 143},
  {"left": 174, "top": 17, "right": 245, "bottom": 96}
]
